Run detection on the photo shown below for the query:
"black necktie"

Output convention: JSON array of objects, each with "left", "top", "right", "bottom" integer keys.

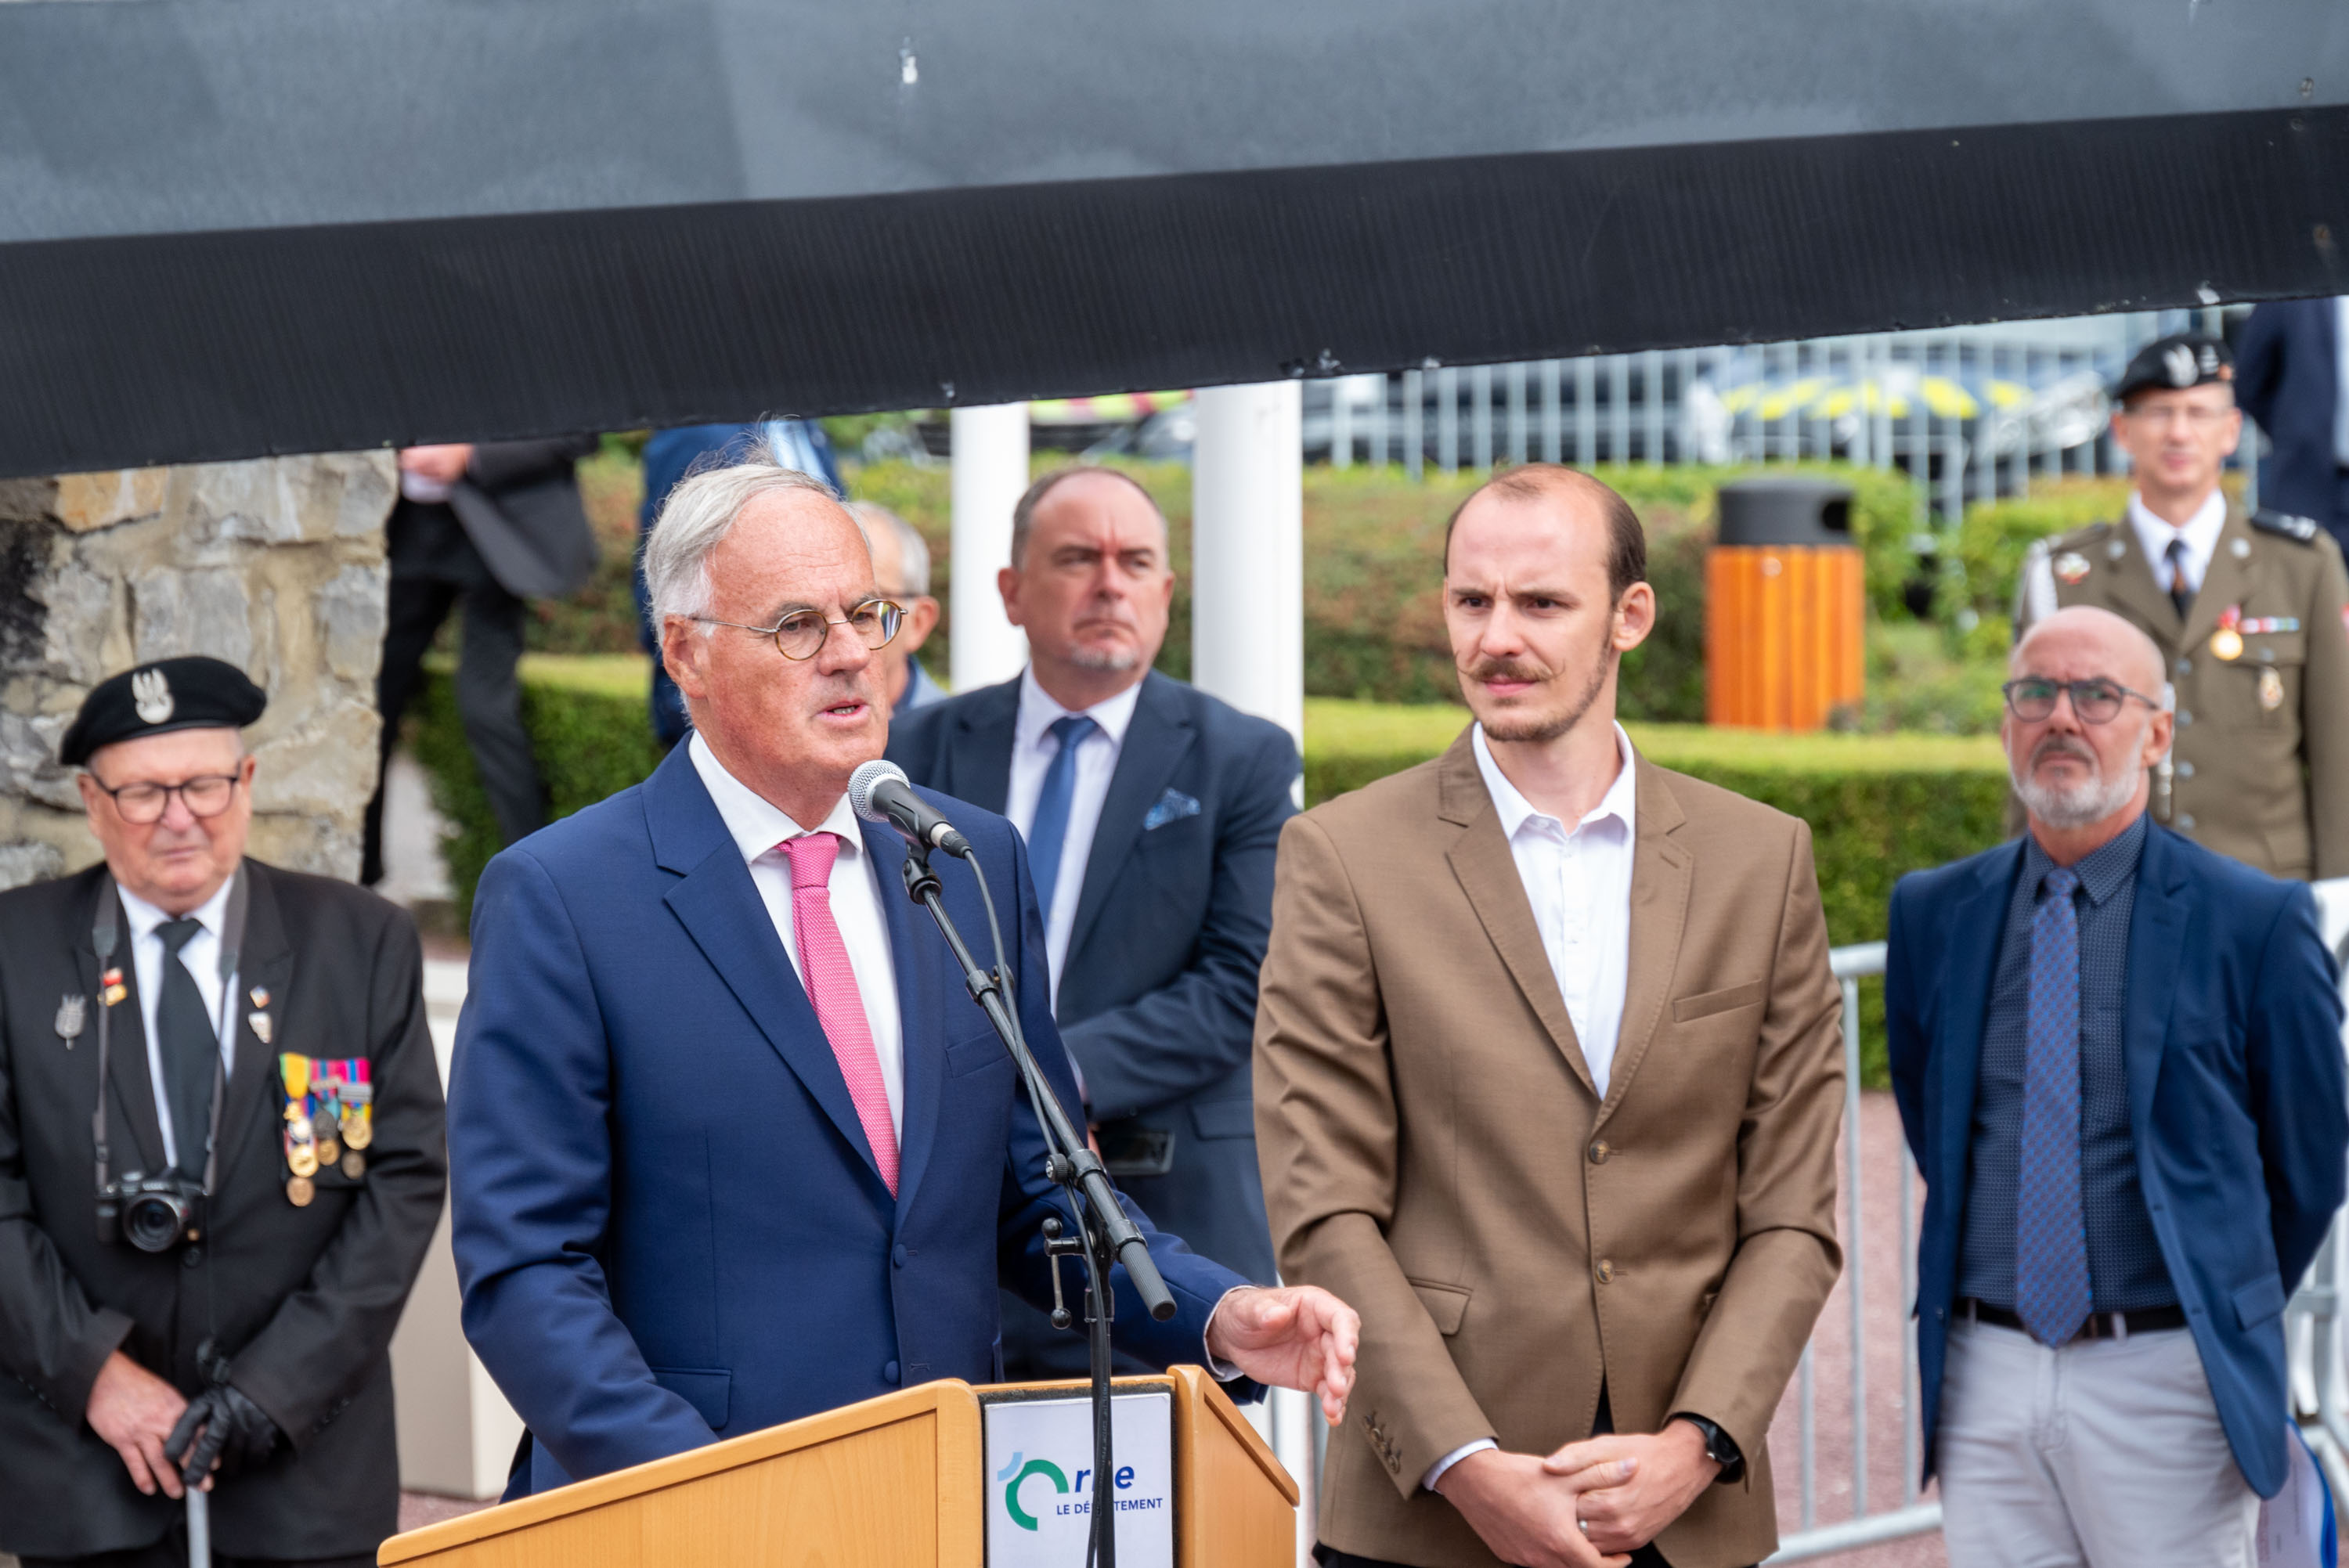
[
  {"left": 2165, "top": 539, "right": 2194, "bottom": 620},
  {"left": 157, "top": 918, "right": 218, "bottom": 1181}
]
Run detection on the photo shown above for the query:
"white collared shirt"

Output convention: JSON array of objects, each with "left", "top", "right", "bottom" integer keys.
[
  {"left": 1005, "top": 668, "right": 1145, "bottom": 1005},
  {"left": 687, "top": 734, "right": 903, "bottom": 1136},
  {"left": 1423, "top": 723, "right": 1638, "bottom": 1494},
  {"left": 117, "top": 878, "right": 240, "bottom": 1173},
  {"left": 2128, "top": 489, "right": 2228, "bottom": 598}
]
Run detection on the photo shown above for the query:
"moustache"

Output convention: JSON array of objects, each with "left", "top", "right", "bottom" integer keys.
[
  {"left": 1463, "top": 658, "right": 1554, "bottom": 685},
  {"left": 2030, "top": 734, "right": 2099, "bottom": 770}
]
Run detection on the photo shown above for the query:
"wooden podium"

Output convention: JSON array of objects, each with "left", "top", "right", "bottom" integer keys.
[{"left": 379, "top": 1364, "right": 1297, "bottom": 1568}]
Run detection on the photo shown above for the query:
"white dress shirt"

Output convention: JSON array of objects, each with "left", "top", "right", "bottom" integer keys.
[
  {"left": 117, "top": 878, "right": 240, "bottom": 1173},
  {"left": 1424, "top": 723, "right": 1638, "bottom": 1493},
  {"left": 2128, "top": 489, "right": 2228, "bottom": 600},
  {"left": 1004, "top": 667, "right": 1145, "bottom": 1006},
  {"left": 688, "top": 734, "right": 904, "bottom": 1137}
]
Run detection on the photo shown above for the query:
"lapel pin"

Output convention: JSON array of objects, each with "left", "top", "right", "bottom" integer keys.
[
  {"left": 55, "top": 994, "right": 87, "bottom": 1047},
  {"left": 2052, "top": 552, "right": 2090, "bottom": 585},
  {"left": 2231, "top": 537, "right": 2251, "bottom": 560},
  {"left": 249, "top": 986, "right": 269, "bottom": 1009},
  {"left": 250, "top": 1011, "right": 273, "bottom": 1046},
  {"left": 2105, "top": 538, "right": 2127, "bottom": 561}
]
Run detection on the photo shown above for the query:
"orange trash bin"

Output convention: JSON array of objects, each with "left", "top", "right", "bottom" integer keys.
[{"left": 1705, "top": 478, "right": 1864, "bottom": 730}]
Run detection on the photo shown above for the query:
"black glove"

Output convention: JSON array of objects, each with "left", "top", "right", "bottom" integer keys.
[{"left": 164, "top": 1382, "right": 282, "bottom": 1487}]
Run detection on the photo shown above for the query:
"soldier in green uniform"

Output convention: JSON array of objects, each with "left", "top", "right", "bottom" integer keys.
[{"left": 2015, "top": 332, "right": 2349, "bottom": 880}]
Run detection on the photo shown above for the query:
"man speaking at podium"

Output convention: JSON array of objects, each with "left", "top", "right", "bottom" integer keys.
[{"left": 448, "top": 462, "right": 1356, "bottom": 1497}]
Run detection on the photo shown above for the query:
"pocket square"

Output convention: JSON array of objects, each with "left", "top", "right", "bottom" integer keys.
[{"left": 1142, "top": 788, "right": 1201, "bottom": 830}]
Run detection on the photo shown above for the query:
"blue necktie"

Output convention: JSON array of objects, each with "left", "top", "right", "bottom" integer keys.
[
  {"left": 1026, "top": 715, "right": 1098, "bottom": 921},
  {"left": 2016, "top": 865, "right": 2092, "bottom": 1346}
]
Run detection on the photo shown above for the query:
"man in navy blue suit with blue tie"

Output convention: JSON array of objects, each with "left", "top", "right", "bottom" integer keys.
[
  {"left": 449, "top": 461, "right": 1355, "bottom": 1497},
  {"left": 1887, "top": 604, "right": 2347, "bottom": 1566},
  {"left": 889, "top": 467, "right": 1299, "bottom": 1380}
]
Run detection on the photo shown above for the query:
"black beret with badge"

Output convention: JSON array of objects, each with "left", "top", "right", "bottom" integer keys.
[
  {"left": 2113, "top": 332, "right": 2234, "bottom": 403},
  {"left": 59, "top": 656, "right": 267, "bottom": 767}
]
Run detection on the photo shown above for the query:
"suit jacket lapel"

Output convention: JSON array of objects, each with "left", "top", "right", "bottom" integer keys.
[
  {"left": 1066, "top": 675, "right": 1196, "bottom": 968},
  {"left": 1936, "top": 845, "right": 2018, "bottom": 1195},
  {"left": 2103, "top": 524, "right": 2185, "bottom": 643},
  {"left": 864, "top": 820, "right": 946, "bottom": 1212},
  {"left": 1436, "top": 732, "right": 1597, "bottom": 1096},
  {"left": 943, "top": 679, "right": 1019, "bottom": 816},
  {"left": 648, "top": 749, "right": 895, "bottom": 1196},
  {"left": 1593, "top": 756, "right": 1690, "bottom": 1130},
  {"left": 2123, "top": 829, "right": 2191, "bottom": 1145},
  {"left": 81, "top": 878, "right": 168, "bottom": 1177},
  {"left": 214, "top": 862, "right": 290, "bottom": 1188}
]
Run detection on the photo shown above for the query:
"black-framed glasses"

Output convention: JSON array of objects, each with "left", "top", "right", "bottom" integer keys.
[
  {"left": 2001, "top": 677, "right": 2160, "bottom": 725},
  {"left": 87, "top": 772, "right": 243, "bottom": 825},
  {"left": 694, "top": 598, "right": 904, "bottom": 661}
]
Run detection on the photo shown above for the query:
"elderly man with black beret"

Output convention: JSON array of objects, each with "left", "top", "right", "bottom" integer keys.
[{"left": 0, "top": 657, "right": 446, "bottom": 1568}]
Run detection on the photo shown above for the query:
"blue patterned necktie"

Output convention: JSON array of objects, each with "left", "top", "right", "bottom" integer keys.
[
  {"left": 1026, "top": 715, "right": 1098, "bottom": 921},
  {"left": 2016, "top": 864, "right": 2092, "bottom": 1346}
]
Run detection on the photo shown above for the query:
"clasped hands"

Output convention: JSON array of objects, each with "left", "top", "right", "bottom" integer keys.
[
  {"left": 1436, "top": 1420, "right": 1721, "bottom": 1568},
  {"left": 1202, "top": 1284, "right": 1359, "bottom": 1425}
]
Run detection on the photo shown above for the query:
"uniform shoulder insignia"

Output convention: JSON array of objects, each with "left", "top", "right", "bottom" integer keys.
[
  {"left": 2051, "top": 520, "right": 2112, "bottom": 546},
  {"left": 2252, "top": 509, "right": 2322, "bottom": 544}
]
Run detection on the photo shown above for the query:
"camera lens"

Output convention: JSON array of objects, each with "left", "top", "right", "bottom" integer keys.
[{"left": 121, "top": 1191, "right": 187, "bottom": 1253}]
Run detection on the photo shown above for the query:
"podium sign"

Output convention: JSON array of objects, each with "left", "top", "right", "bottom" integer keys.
[{"left": 983, "top": 1388, "right": 1174, "bottom": 1567}]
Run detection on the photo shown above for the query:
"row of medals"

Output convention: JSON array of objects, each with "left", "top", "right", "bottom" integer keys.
[{"left": 283, "top": 1090, "right": 372, "bottom": 1207}]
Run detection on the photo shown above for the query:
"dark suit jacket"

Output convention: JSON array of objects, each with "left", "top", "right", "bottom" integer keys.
[
  {"left": 1887, "top": 823, "right": 2347, "bottom": 1498},
  {"left": 888, "top": 671, "right": 1296, "bottom": 1283},
  {"left": 0, "top": 861, "right": 447, "bottom": 1559},
  {"left": 437, "top": 435, "right": 600, "bottom": 600},
  {"left": 449, "top": 745, "right": 1251, "bottom": 1497},
  {"left": 2238, "top": 300, "right": 2347, "bottom": 539}
]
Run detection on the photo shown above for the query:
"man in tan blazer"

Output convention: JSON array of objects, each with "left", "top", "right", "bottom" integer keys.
[{"left": 1257, "top": 464, "right": 1845, "bottom": 1568}]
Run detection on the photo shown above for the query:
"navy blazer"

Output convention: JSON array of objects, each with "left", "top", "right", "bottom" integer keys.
[
  {"left": 1886, "top": 823, "right": 2347, "bottom": 1498},
  {"left": 888, "top": 671, "right": 1297, "bottom": 1283},
  {"left": 449, "top": 744, "right": 1248, "bottom": 1496},
  {"left": 2238, "top": 299, "right": 2348, "bottom": 543}
]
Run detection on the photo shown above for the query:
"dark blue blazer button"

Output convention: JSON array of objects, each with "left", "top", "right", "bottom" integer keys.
[
  {"left": 892, "top": 1243, "right": 908, "bottom": 1268},
  {"left": 883, "top": 1360, "right": 901, "bottom": 1384}
]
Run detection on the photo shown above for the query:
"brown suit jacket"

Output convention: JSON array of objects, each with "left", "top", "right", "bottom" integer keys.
[{"left": 1255, "top": 730, "right": 1844, "bottom": 1568}]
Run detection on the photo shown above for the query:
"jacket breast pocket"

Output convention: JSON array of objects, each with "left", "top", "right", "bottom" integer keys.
[
  {"left": 1671, "top": 982, "right": 1767, "bottom": 1025},
  {"left": 650, "top": 1366, "right": 731, "bottom": 1429},
  {"left": 1408, "top": 1280, "right": 1471, "bottom": 1336},
  {"left": 945, "top": 1032, "right": 1009, "bottom": 1079}
]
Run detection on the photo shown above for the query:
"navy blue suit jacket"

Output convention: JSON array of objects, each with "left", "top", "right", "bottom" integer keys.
[
  {"left": 449, "top": 744, "right": 1248, "bottom": 1496},
  {"left": 887, "top": 671, "right": 1296, "bottom": 1283},
  {"left": 2238, "top": 299, "right": 2348, "bottom": 545},
  {"left": 1886, "top": 822, "right": 2346, "bottom": 1497}
]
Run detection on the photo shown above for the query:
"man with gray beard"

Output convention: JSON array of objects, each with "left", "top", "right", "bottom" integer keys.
[{"left": 1887, "top": 605, "right": 2347, "bottom": 1567}]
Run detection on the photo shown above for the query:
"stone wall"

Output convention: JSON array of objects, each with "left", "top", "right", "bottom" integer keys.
[{"left": 0, "top": 454, "right": 396, "bottom": 889}]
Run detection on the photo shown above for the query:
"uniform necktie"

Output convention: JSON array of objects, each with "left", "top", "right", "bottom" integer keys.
[
  {"left": 2015, "top": 865, "right": 2092, "bottom": 1346},
  {"left": 156, "top": 918, "right": 218, "bottom": 1181},
  {"left": 2164, "top": 538, "right": 2194, "bottom": 620},
  {"left": 780, "top": 833, "right": 899, "bottom": 1195},
  {"left": 1026, "top": 715, "right": 1099, "bottom": 921}
]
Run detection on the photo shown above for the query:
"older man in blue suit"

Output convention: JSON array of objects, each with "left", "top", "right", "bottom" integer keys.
[
  {"left": 889, "top": 466, "right": 1297, "bottom": 1382},
  {"left": 450, "top": 462, "right": 1355, "bottom": 1498},
  {"left": 2238, "top": 299, "right": 2349, "bottom": 557},
  {"left": 1888, "top": 604, "right": 2347, "bottom": 1566}
]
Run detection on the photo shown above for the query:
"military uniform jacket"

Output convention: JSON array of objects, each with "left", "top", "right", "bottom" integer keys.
[
  {"left": 2018, "top": 505, "right": 2349, "bottom": 880},
  {"left": 0, "top": 860, "right": 446, "bottom": 1560}
]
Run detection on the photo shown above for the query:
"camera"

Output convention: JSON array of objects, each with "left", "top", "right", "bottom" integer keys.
[{"left": 97, "top": 1172, "right": 204, "bottom": 1253}]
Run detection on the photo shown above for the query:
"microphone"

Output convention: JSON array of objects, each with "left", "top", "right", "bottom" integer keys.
[{"left": 850, "top": 760, "right": 972, "bottom": 860}]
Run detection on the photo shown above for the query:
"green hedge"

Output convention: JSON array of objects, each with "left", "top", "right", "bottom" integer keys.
[{"left": 413, "top": 661, "right": 2010, "bottom": 1083}]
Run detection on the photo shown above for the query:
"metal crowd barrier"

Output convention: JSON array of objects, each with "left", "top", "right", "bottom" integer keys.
[{"left": 1268, "top": 886, "right": 2349, "bottom": 1563}]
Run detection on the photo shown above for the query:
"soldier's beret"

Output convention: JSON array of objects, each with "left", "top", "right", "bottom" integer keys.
[
  {"left": 60, "top": 657, "right": 267, "bottom": 766},
  {"left": 2114, "top": 333, "right": 2233, "bottom": 402}
]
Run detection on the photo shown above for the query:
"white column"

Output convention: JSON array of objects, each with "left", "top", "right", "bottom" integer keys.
[
  {"left": 1191, "top": 382, "right": 1304, "bottom": 748},
  {"left": 950, "top": 403, "right": 1030, "bottom": 690}
]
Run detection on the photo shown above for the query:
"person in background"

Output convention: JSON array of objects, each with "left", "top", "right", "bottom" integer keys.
[
  {"left": 1257, "top": 464, "right": 1843, "bottom": 1568},
  {"left": 2237, "top": 298, "right": 2349, "bottom": 558},
  {"left": 0, "top": 658, "right": 446, "bottom": 1568},
  {"left": 888, "top": 467, "right": 1296, "bottom": 1381},
  {"left": 848, "top": 500, "right": 946, "bottom": 713},
  {"left": 1888, "top": 605, "right": 2347, "bottom": 1568},
  {"left": 635, "top": 420, "right": 844, "bottom": 745},
  {"left": 363, "top": 436, "right": 599, "bottom": 887},
  {"left": 2015, "top": 333, "right": 2349, "bottom": 880}
]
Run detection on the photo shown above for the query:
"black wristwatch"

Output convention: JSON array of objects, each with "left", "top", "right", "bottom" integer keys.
[{"left": 1669, "top": 1412, "right": 1745, "bottom": 1484}]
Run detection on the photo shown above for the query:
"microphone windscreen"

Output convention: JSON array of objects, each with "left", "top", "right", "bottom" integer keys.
[{"left": 849, "top": 759, "right": 911, "bottom": 824}]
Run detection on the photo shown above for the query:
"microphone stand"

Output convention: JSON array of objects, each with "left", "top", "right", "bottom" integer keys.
[{"left": 900, "top": 842, "right": 1175, "bottom": 1568}]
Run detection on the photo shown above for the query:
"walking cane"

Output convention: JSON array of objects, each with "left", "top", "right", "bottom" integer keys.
[{"left": 186, "top": 1487, "right": 211, "bottom": 1568}]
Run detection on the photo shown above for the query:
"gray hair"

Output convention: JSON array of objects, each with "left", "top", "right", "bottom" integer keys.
[
  {"left": 850, "top": 501, "right": 931, "bottom": 597},
  {"left": 641, "top": 462, "right": 863, "bottom": 631}
]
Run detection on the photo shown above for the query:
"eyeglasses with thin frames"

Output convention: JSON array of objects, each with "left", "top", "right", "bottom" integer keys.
[
  {"left": 87, "top": 772, "right": 244, "bottom": 825},
  {"left": 693, "top": 598, "right": 904, "bottom": 661}
]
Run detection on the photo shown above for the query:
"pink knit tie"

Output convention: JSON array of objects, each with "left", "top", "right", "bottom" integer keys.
[{"left": 781, "top": 832, "right": 899, "bottom": 1195}]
